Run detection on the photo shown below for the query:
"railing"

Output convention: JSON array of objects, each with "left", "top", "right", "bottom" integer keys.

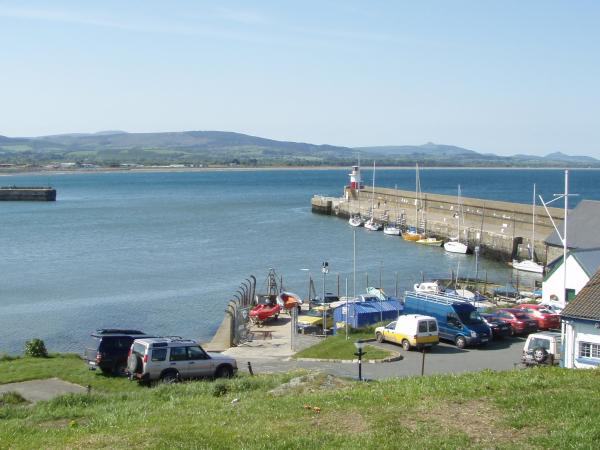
[{"left": 404, "top": 290, "right": 471, "bottom": 305}]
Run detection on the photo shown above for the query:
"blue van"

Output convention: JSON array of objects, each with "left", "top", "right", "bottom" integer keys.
[{"left": 402, "top": 292, "right": 492, "bottom": 348}]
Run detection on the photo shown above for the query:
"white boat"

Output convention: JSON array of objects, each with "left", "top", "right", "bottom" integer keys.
[
  {"left": 364, "top": 161, "right": 381, "bottom": 231},
  {"left": 513, "top": 184, "right": 545, "bottom": 274},
  {"left": 383, "top": 223, "right": 401, "bottom": 235},
  {"left": 365, "top": 218, "right": 382, "bottom": 231},
  {"left": 414, "top": 281, "right": 440, "bottom": 294},
  {"left": 512, "top": 258, "right": 544, "bottom": 274},
  {"left": 444, "top": 239, "right": 468, "bottom": 254},
  {"left": 444, "top": 185, "right": 468, "bottom": 254},
  {"left": 349, "top": 215, "right": 363, "bottom": 227}
]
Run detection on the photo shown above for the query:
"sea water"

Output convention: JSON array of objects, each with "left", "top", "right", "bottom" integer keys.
[{"left": 0, "top": 168, "right": 598, "bottom": 354}]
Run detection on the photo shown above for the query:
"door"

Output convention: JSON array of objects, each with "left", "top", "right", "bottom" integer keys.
[
  {"left": 186, "top": 345, "right": 213, "bottom": 377},
  {"left": 168, "top": 346, "right": 189, "bottom": 377},
  {"left": 383, "top": 321, "right": 398, "bottom": 343}
]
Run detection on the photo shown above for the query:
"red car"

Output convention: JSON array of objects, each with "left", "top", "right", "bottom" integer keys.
[
  {"left": 492, "top": 309, "right": 538, "bottom": 336},
  {"left": 517, "top": 304, "right": 560, "bottom": 330}
]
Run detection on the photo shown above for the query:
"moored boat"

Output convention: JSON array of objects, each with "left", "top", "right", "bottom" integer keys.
[
  {"left": 402, "top": 226, "right": 423, "bottom": 241},
  {"left": 416, "top": 237, "right": 443, "bottom": 246},
  {"left": 349, "top": 215, "right": 363, "bottom": 227},
  {"left": 365, "top": 218, "right": 382, "bottom": 231},
  {"left": 512, "top": 258, "right": 544, "bottom": 274},
  {"left": 444, "top": 239, "right": 468, "bottom": 254}
]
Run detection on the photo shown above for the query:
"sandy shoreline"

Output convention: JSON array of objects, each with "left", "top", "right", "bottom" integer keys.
[{"left": 1, "top": 165, "right": 596, "bottom": 177}]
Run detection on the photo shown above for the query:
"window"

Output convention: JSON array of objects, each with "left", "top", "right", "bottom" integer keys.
[
  {"left": 428, "top": 320, "right": 438, "bottom": 332},
  {"left": 579, "top": 342, "right": 600, "bottom": 359},
  {"left": 151, "top": 348, "right": 167, "bottom": 362},
  {"left": 528, "top": 338, "right": 550, "bottom": 351},
  {"left": 418, "top": 321, "right": 428, "bottom": 333},
  {"left": 169, "top": 346, "right": 187, "bottom": 361},
  {"left": 386, "top": 322, "right": 396, "bottom": 330},
  {"left": 187, "top": 346, "right": 208, "bottom": 360}
]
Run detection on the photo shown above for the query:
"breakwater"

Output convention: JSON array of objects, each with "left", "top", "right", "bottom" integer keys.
[
  {"left": 0, "top": 186, "right": 56, "bottom": 201},
  {"left": 312, "top": 186, "right": 565, "bottom": 263}
]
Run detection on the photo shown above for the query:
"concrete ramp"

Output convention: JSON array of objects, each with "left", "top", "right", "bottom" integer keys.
[{"left": 0, "top": 378, "right": 86, "bottom": 403}]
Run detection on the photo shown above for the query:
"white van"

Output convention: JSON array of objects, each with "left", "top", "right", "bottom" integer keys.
[{"left": 375, "top": 314, "right": 439, "bottom": 351}]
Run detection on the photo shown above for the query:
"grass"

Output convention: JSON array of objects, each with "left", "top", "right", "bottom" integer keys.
[
  {"left": 294, "top": 335, "right": 393, "bottom": 360},
  {"left": 2, "top": 354, "right": 600, "bottom": 448}
]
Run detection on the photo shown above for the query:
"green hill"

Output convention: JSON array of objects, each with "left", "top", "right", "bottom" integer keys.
[{"left": 1, "top": 354, "right": 599, "bottom": 449}]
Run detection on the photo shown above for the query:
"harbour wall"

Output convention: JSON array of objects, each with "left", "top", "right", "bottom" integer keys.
[
  {"left": 312, "top": 186, "right": 565, "bottom": 264},
  {"left": 0, "top": 187, "right": 56, "bottom": 201}
]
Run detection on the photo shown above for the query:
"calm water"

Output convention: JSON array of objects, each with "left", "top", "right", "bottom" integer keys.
[{"left": 1, "top": 168, "right": 598, "bottom": 354}]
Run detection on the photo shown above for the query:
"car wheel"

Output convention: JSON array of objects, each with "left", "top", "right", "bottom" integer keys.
[
  {"left": 533, "top": 347, "right": 548, "bottom": 364},
  {"left": 216, "top": 365, "right": 233, "bottom": 379},
  {"left": 402, "top": 339, "right": 411, "bottom": 352},
  {"left": 160, "top": 371, "right": 180, "bottom": 384},
  {"left": 376, "top": 333, "right": 384, "bottom": 343},
  {"left": 455, "top": 336, "right": 467, "bottom": 349}
]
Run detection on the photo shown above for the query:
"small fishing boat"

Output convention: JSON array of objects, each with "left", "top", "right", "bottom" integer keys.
[
  {"left": 402, "top": 226, "right": 423, "bottom": 241},
  {"left": 414, "top": 281, "right": 441, "bottom": 294},
  {"left": 416, "top": 237, "right": 443, "bottom": 246},
  {"left": 383, "top": 222, "right": 401, "bottom": 235}
]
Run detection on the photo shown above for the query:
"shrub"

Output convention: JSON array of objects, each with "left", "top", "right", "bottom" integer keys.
[
  {"left": 0, "top": 354, "right": 19, "bottom": 362},
  {"left": 0, "top": 392, "right": 28, "bottom": 406},
  {"left": 211, "top": 380, "right": 229, "bottom": 397},
  {"left": 24, "top": 339, "right": 48, "bottom": 358}
]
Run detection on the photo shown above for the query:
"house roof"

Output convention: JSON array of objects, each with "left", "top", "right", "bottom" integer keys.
[
  {"left": 544, "top": 248, "right": 600, "bottom": 280},
  {"left": 561, "top": 270, "right": 600, "bottom": 321},
  {"left": 545, "top": 200, "right": 600, "bottom": 249}
]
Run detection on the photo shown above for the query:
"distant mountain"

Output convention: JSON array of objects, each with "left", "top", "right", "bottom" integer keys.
[
  {"left": 354, "top": 142, "right": 480, "bottom": 157},
  {"left": 0, "top": 130, "right": 597, "bottom": 167}
]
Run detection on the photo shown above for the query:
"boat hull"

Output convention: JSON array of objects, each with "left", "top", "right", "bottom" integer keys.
[
  {"left": 402, "top": 233, "right": 422, "bottom": 241},
  {"left": 383, "top": 227, "right": 401, "bottom": 236},
  {"left": 444, "top": 241, "right": 468, "bottom": 254},
  {"left": 416, "top": 238, "right": 443, "bottom": 246},
  {"left": 512, "top": 259, "right": 544, "bottom": 274}
]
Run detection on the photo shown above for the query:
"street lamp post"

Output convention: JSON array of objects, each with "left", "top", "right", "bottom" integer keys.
[
  {"left": 322, "top": 261, "right": 329, "bottom": 337},
  {"left": 354, "top": 340, "right": 366, "bottom": 381}
]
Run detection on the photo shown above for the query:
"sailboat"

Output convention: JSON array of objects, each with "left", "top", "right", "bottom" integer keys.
[
  {"left": 364, "top": 161, "right": 382, "bottom": 231},
  {"left": 512, "top": 184, "right": 544, "bottom": 274},
  {"left": 402, "top": 164, "right": 424, "bottom": 241},
  {"left": 444, "top": 185, "right": 468, "bottom": 254},
  {"left": 383, "top": 184, "right": 401, "bottom": 235}
]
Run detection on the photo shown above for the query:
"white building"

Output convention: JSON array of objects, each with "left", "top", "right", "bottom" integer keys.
[
  {"left": 541, "top": 249, "right": 600, "bottom": 307},
  {"left": 561, "top": 270, "right": 600, "bottom": 369}
]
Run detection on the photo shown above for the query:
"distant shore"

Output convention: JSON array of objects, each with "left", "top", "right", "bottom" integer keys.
[{"left": 1, "top": 165, "right": 598, "bottom": 177}]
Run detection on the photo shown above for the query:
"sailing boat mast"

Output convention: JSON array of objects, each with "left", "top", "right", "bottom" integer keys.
[
  {"left": 415, "top": 163, "right": 421, "bottom": 230},
  {"left": 457, "top": 185, "right": 462, "bottom": 242},
  {"left": 371, "top": 161, "right": 376, "bottom": 219},
  {"left": 531, "top": 183, "right": 536, "bottom": 261}
]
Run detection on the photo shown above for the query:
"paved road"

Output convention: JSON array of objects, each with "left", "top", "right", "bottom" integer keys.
[{"left": 240, "top": 337, "right": 526, "bottom": 380}]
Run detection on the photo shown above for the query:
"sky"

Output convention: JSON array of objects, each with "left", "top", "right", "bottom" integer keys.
[{"left": 0, "top": 1, "right": 599, "bottom": 157}]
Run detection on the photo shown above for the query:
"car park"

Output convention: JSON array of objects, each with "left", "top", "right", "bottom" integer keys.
[
  {"left": 481, "top": 314, "right": 512, "bottom": 339},
  {"left": 127, "top": 337, "right": 237, "bottom": 383},
  {"left": 492, "top": 309, "right": 538, "bottom": 336},
  {"left": 375, "top": 314, "right": 439, "bottom": 351},
  {"left": 84, "top": 329, "right": 155, "bottom": 375},
  {"left": 521, "top": 331, "right": 562, "bottom": 366},
  {"left": 402, "top": 292, "right": 492, "bottom": 348},
  {"left": 516, "top": 304, "right": 560, "bottom": 330}
]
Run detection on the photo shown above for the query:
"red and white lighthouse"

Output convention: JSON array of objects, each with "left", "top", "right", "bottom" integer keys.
[{"left": 349, "top": 165, "right": 361, "bottom": 190}]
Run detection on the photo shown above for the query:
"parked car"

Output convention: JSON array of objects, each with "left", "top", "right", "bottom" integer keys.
[
  {"left": 127, "top": 337, "right": 237, "bottom": 384},
  {"left": 309, "top": 293, "right": 339, "bottom": 310},
  {"left": 297, "top": 306, "right": 333, "bottom": 334},
  {"left": 493, "top": 309, "right": 538, "bottom": 336},
  {"left": 521, "top": 331, "right": 562, "bottom": 366},
  {"left": 84, "top": 329, "right": 155, "bottom": 375},
  {"left": 375, "top": 314, "right": 439, "bottom": 351},
  {"left": 481, "top": 314, "right": 512, "bottom": 339},
  {"left": 517, "top": 304, "right": 560, "bottom": 330},
  {"left": 403, "top": 292, "right": 492, "bottom": 348}
]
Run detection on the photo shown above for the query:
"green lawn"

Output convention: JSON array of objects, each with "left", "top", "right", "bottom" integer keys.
[
  {"left": 294, "top": 335, "right": 393, "bottom": 360},
  {"left": 1, "top": 355, "right": 600, "bottom": 449}
]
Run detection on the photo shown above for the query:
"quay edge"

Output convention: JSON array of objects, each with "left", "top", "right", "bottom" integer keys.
[
  {"left": 312, "top": 186, "right": 565, "bottom": 264},
  {"left": 0, "top": 187, "right": 56, "bottom": 201}
]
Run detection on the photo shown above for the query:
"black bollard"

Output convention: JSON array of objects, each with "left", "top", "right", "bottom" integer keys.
[{"left": 247, "top": 361, "right": 254, "bottom": 376}]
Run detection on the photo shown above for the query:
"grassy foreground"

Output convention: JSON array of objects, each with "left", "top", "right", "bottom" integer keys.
[
  {"left": 294, "top": 335, "right": 393, "bottom": 360},
  {"left": 1, "top": 355, "right": 600, "bottom": 449}
]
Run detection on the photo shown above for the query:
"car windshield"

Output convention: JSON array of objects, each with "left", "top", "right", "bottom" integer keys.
[{"left": 457, "top": 310, "right": 484, "bottom": 325}]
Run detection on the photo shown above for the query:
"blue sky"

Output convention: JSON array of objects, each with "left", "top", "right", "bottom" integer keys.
[{"left": 0, "top": 1, "right": 599, "bottom": 156}]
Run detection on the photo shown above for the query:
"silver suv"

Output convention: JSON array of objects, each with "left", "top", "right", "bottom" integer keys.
[{"left": 127, "top": 337, "right": 238, "bottom": 383}]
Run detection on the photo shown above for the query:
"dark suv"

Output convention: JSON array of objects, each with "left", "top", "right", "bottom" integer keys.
[{"left": 84, "top": 329, "right": 154, "bottom": 375}]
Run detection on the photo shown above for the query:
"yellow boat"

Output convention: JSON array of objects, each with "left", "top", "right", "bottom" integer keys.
[{"left": 416, "top": 237, "right": 443, "bottom": 246}]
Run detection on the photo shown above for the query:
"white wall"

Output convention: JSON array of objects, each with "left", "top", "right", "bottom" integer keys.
[
  {"left": 542, "top": 255, "right": 590, "bottom": 306},
  {"left": 563, "top": 319, "right": 600, "bottom": 369}
]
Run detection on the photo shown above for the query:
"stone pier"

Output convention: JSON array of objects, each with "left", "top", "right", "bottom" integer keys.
[{"left": 312, "top": 186, "right": 565, "bottom": 263}]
